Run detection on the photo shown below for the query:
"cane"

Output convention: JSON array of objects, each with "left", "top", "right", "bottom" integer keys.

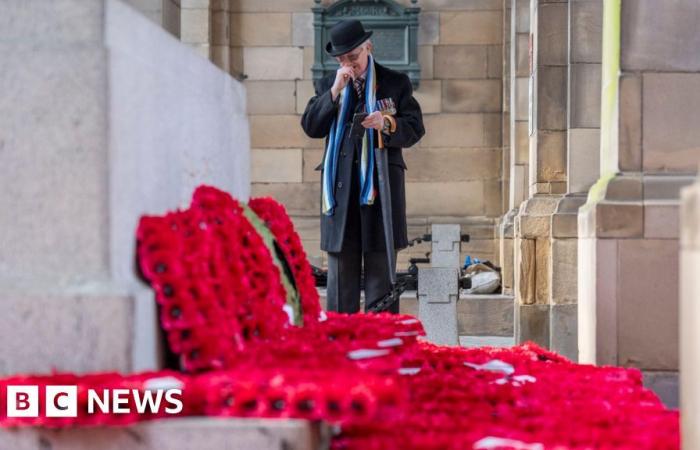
[{"left": 366, "top": 123, "right": 400, "bottom": 312}]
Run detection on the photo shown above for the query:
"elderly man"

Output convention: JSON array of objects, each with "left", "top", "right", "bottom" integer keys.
[{"left": 301, "top": 19, "right": 425, "bottom": 314}]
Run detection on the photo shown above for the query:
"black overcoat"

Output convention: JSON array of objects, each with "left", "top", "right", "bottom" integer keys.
[{"left": 300, "top": 62, "right": 425, "bottom": 253}]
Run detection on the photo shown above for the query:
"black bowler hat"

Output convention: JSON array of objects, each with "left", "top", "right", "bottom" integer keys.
[{"left": 325, "top": 20, "right": 373, "bottom": 57}]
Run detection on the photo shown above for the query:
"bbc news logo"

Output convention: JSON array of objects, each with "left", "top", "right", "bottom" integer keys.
[{"left": 5, "top": 385, "right": 183, "bottom": 418}]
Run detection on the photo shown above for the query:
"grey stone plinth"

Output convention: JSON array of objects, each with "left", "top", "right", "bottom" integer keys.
[
  {"left": 430, "top": 224, "right": 461, "bottom": 268},
  {"left": 0, "top": 290, "right": 135, "bottom": 375},
  {"left": 418, "top": 267, "right": 459, "bottom": 346},
  {"left": 0, "top": 418, "right": 329, "bottom": 450},
  {"left": 0, "top": 0, "right": 249, "bottom": 373}
]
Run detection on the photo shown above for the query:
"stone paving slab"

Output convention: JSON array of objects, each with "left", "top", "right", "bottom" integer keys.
[{"left": 0, "top": 418, "right": 329, "bottom": 450}]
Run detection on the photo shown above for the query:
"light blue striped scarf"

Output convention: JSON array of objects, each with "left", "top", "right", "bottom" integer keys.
[{"left": 321, "top": 54, "right": 377, "bottom": 216}]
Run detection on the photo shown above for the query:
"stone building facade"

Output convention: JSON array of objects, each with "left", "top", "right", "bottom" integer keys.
[{"left": 126, "top": 0, "right": 509, "bottom": 269}]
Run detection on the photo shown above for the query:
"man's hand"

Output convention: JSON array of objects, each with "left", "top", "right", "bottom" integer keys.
[
  {"left": 331, "top": 66, "right": 354, "bottom": 101},
  {"left": 361, "top": 111, "right": 384, "bottom": 131}
]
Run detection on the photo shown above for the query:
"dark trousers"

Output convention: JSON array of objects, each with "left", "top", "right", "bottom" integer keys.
[{"left": 326, "top": 150, "right": 399, "bottom": 314}]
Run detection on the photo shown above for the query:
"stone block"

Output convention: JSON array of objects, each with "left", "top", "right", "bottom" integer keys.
[
  {"left": 434, "top": 45, "right": 488, "bottom": 79},
  {"left": 211, "top": 45, "right": 230, "bottom": 72},
  {"left": 596, "top": 203, "right": 644, "bottom": 238},
  {"left": 570, "top": 0, "right": 603, "bottom": 63},
  {"left": 515, "top": 77, "right": 528, "bottom": 121},
  {"left": 516, "top": 237, "right": 536, "bottom": 305},
  {"left": 536, "top": 66, "right": 567, "bottom": 130},
  {"left": 643, "top": 73, "right": 700, "bottom": 173},
  {"left": 515, "top": 0, "right": 530, "bottom": 33},
  {"left": 501, "top": 236, "right": 515, "bottom": 292},
  {"left": 396, "top": 0, "right": 503, "bottom": 11},
  {"left": 303, "top": 46, "right": 314, "bottom": 80},
  {"left": 0, "top": 418, "right": 327, "bottom": 450},
  {"left": 550, "top": 303, "right": 578, "bottom": 361},
  {"left": 243, "top": 47, "right": 303, "bottom": 80},
  {"left": 290, "top": 215, "right": 321, "bottom": 243},
  {"left": 245, "top": 80, "right": 296, "bottom": 115},
  {"left": 483, "top": 113, "right": 502, "bottom": 147},
  {"left": 231, "top": 46, "right": 244, "bottom": 74},
  {"left": 621, "top": 0, "right": 700, "bottom": 72},
  {"left": 618, "top": 73, "right": 642, "bottom": 172},
  {"left": 229, "top": 0, "right": 327, "bottom": 13},
  {"left": 231, "top": 13, "right": 292, "bottom": 46},
  {"left": 488, "top": 44, "right": 503, "bottom": 79},
  {"left": 568, "top": 128, "right": 600, "bottom": 194},
  {"left": 251, "top": 182, "right": 320, "bottom": 216},
  {"left": 181, "top": 0, "right": 210, "bottom": 8},
  {"left": 420, "top": 114, "right": 484, "bottom": 147},
  {"left": 618, "top": 239, "right": 680, "bottom": 370},
  {"left": 431, "top": 224, "right": 461, "bottom": 268},
  {"left": 403, "top": 147, "right": 500, "bottom": 182},
  {"left": 418, "top": 45, "right": 434, "bottom": 79},
  {"left": 251, "top": 148, "right": 303, "bottom": 183},
  {"left": 442, "top": 79, "right": 501, "bottom": 113},
  {"left": 570, "top": 63, "right": 601, "bottom": 128},
  {"left": 536, "top": 130, "right": 567, "bottom": 183},
  {"left": 534, "top": 237, "right": 551, "bottom": 304},
  {"left": 483, "top": 179, "right": 504, "bottom": 217},
  {"left": 440, "top": 11, "right": 502, "bottom": 45},
  {"left": 180, "top": 8, "right": 209, "bottom": 44},
  {"left": 551, "top": 198, "right": 585, "bottom": 238},
  {"left": 211, "top": 10, "right": 229, "bottom": 46},
  {"left": 292, "top": 12, "right": 313, "bottom": 47},
  {"left": 296, "top": 79, "right": 317, "bottom": 115},
  {"left": 413, "top": 79, "right": 442, "bottom": 114},
  {"left": 0, "top": 292, "right": 133, "bottom": 375},
  {"left": 645, "top": 175, "right": 696, "bottom": 201},
  {"left": 515, "top": 120, "right": 529, "bottom": 164},
  {"left": 418, "top": 267, "right": 459, "bottom": 345},
  {"left": 406, "top": 181, "right": 484, "bottom": 216},
  {"left": 418, "top": 11, "right": 440, "bottom": 45},
  {"left": 605, "top": 174, "right": 642, "bottom": 201},
  {"left": 537, "top": 2, "right": 567, "bottom": 66},
  {"left": 516, "top": 33, "right": 529, "bottom": 77},
  {"left": 515, "top": 303, "right": 549, "bottom": 348},
  {"left": 550, "top": 238, "right": 577, "bottom": 304},
  {"left": 644, "top": 201, "right": 680, "bottom": 240},
  {"left": 250, "top": 115, "right": 322, "bottom": 148},
  {"left": 512, "top": 164, "right": 528, "bottom": 206},
  {"left": 458, "top": 295, "right": 515, "bottom": 337},
  {"left": 303, "top": 148, "right": 325, "bottom": 183}
]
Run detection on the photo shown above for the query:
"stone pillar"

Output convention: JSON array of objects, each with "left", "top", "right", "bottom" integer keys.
[
  {"left": 512, "top": 0, "right": 568, "bottom": 348},
  {"left": 680, "top": 175, "right": 700, "bottom": 450},
  {"left": 543, "top": 0, "right": 602, "bottom": 360},
  {"left": 0, "top": 0, "right": 249, "bottom": 374},
  {"left": 578, "top": 0, "right": 700, "bottom": 407},
  {"left": 498, "top": 0, "right": 530, "bottom": 296}
]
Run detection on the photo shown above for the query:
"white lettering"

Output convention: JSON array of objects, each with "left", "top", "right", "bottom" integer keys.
[
  {"left": 164, "top": 389, "right": 183, "bottom": 414},
  {"left": 87, "top": 389, "right": 110, "bottom": 414},
  {"left": 111, "top": 389, "right": 130, "bottom": 414},
  {"left": 133, "top": 389, "right": 164, "bottom": 414}
]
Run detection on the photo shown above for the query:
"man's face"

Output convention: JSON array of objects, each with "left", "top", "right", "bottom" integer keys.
[{"left": 335, "top": 43, "right": 369, "bottom": 78}]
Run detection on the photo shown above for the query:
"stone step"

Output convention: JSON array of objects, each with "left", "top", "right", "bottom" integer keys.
[
  {"left": 318, "top": 289, "right": 514, "bottom": 338},
  {"left": 0, "top": 418, "right": 329, "bottom": 450}
]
